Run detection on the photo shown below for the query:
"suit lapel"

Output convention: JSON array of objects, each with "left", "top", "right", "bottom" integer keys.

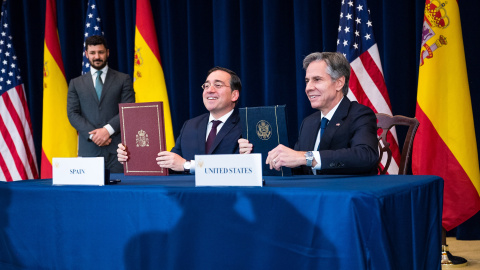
[
  {"left": 82, "top": 73, "right": 98, "bottom": 103},
  {"left": 320, "top": 97, "right": 350, "bottom": 150},
  {"left": 198, "top": 114, "right": 209, "bottom": 154},
  {"left": 99, "top": 69, "right": 115, "bottom": 103},
  {"left": 307, "top": 114, "right": 322, "bottom": 150}
]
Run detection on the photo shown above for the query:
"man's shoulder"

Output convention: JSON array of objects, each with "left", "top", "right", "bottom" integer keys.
[
  {"left": 342, "top": 100, "right": 377, "bottom": 128},
  {"left": 70, "top": 68, "right": 129, "bottom": 80},
  {"left": 223, "top": 109, "right": 240, "bottom": 124},
  {"left": 347, "top": 100, "right": 375, "bottom": 116},
  {"left": 107, "top": 68, "right": 122, "bottom": 75},
  {"left": 185, "top": 112, "right": 210, "bottom": 125},
  {"left": 331, "top": 97, "right": 374, "bottom": 117},
  {"left": 107, "top": 68, "right": 130, "bottom": 79},
  {"left": 70, "top": 72, "right": 90, "bottom": 82},
  {"left": 303, "top": 110, "right": 323, "bottom": 122}
]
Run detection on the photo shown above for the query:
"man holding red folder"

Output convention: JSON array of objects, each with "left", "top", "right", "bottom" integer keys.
[{"left": 117, "top": 67, "right": 242, "bottom": 173}]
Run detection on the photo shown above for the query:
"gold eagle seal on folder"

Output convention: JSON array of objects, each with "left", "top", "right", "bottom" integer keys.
[{"left": 256, "top": 120, "right": 272, "bottom": 140}]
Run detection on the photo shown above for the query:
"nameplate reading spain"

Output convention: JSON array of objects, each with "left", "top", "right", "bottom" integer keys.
[
  {"left": 195, "top": 154, "right": 263, "bottom": 187},
  {"left": 52, "top": 157, "right": 104, "bottom": 186}
]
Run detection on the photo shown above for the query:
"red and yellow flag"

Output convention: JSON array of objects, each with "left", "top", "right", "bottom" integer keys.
[
  {"left": 41, "top": 0, "right": 77, "bottom": 178},
  {"left": 413, "top": 0, "right": 480, "bottom": 230},
  {"left": 134, "top": 0, "right": 174, "bottom": 151}
]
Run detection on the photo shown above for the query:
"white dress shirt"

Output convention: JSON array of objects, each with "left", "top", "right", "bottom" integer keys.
[
  {"left": 88, "top": 65, "right": 114, "bottom": 139},
  {"left": 189, "top": 109, "right": 234, "bottom": 174},
  {"left": 312, "top": 97, "right": 344, "bottom": 172}
]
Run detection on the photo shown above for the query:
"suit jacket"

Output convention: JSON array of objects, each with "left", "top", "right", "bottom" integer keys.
[
  {"left": 294, "top": 97, "right": 378, "bottom": 175},
  {"left": 170, "top": 110, "right": 242, "bottom": 160},
  {"left": 67, "top": 68, "right": 135, "bottom": 167}
]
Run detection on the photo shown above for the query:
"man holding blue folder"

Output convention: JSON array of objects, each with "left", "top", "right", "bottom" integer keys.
[{"left": 239, "top": 52, "right": 378, "bottom": 175}]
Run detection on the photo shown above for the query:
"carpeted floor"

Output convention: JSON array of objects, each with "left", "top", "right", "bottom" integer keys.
[{"left": 445, "top": 237, "right": 480, "bottom": 269}]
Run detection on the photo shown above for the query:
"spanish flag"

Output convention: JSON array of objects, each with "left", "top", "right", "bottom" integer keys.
[
  {"left": 134, "top": 0, "right": 174, "bottom": 151},
  {"left": 413, "top": 0, "right": 480, "bottom": 231},
  {"left": 41, "top": 0, "right": 77, "bottom": 178}
]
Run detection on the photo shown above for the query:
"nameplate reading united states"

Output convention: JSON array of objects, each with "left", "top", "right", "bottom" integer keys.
[
  {"left": 52, "top": 157, "right": 104, "bottom": 186},
  {"left": 119, "top": 102, "right": 168, "bottom": 176},
  {"left": 195, "top": 154, "right": 263, "bottom": 186}
]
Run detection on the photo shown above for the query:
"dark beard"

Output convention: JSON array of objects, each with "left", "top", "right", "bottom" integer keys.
[{"left": 89, "top": 59, "right": 107, "bottom": 70}]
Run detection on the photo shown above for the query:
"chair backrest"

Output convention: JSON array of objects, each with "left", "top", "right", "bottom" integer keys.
[{"left": 376, "top": 113, "right": 420, "bottom": 175}]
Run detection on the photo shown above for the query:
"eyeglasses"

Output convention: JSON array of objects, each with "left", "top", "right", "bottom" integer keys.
[{"left": 201, "top": 82, "right": 231, "bottom": 90}]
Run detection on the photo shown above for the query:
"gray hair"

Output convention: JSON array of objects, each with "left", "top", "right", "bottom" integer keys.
[{"left": 303, "top": 52, "right": 350, "bottom": 95}]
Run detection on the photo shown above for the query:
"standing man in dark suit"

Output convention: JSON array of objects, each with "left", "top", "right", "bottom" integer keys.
[
  {"left": 239, "top": 52, "right": 378, "bottom": 175},
  {"left": 117, "top": 66, "right": 242, "bottom": 173},
  {"left": 67, "top": 35, "right": 135, "bottom": 173}
]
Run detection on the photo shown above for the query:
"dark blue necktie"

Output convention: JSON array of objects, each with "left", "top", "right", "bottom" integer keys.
[
  {"left": 320, "top": 117, "right": 329, "bottom": 137},
  {"left": 316, "top": 117, "right": 329, "bottom": 151}
]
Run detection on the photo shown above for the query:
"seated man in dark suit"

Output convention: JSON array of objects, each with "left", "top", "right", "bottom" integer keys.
[
  {"left": 117, "top": 66, "right": 242, "bottom": 173},
  {"left": 239, "top": 52, "right": 378, "bottom": 175}
]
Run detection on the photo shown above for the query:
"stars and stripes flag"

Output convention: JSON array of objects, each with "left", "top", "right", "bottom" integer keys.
[
  {"left": 336, "top": 0, "right": 401, "bottom": 174},
  {"left": 0, "top": 2, "right": 38, "bottom": 181},
  {"left": 82, "top": 0, "right": 104, "bottom": 74}
]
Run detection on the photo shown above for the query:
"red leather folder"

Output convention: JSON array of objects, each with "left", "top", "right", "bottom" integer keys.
[{"left": 119, "top": 102, "right": 168, "bottom": 176}]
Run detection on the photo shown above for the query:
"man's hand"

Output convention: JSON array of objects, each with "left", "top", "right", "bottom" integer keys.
[
  {"left": 265, "top": 144, "right": 307, "bottom": 171},
  {"left": 89, "top": 128, "right": 111, "bottom": 146},
  {"left": 117, "top": 143, "right": 129, "bottom": 164},
  {"left": 156, "top": 151, "right": 186, "bottom": 172},
  {"left": 238, "top": 138, "right": 253, "bottom": 154},
  {"left": 103, "top": 138, "right": 112, "bottom": 146}
]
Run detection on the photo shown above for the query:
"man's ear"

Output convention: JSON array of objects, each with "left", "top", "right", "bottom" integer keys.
[
  {"left": 335, "top": 76, "right": 345, "bottom": 91},
  {"left": 231, "top": 89, "right": 240, "bottom": 102}
]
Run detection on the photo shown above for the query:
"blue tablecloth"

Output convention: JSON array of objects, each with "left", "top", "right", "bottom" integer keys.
[{"left": 0, "top": 174, "right": 442, "bottom": 270}]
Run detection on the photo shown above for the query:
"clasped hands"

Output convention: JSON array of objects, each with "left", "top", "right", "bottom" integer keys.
[
  {"left": 89, "top": 127, "right": 111, "bottom": 146},
  {"left": 238, "top": 138, "right": 308, "bottom": 171},
  {"left": 117, "top": 143, "right": 185, "bottom": 171}
]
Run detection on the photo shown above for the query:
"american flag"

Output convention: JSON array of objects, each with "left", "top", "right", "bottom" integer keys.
[
  {"left": 82, "top": 0, "right": 104, "bottom": 74},
  {"left": 0, "top": 3, "right": 38, "bottom": 181},
  {"left": 336, "top": 0, "right": 401, "bottom": 174}
]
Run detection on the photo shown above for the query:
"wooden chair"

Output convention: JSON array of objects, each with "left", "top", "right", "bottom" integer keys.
[{"left": 376, "top": 113, "right": 420, "bottom": 175}]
